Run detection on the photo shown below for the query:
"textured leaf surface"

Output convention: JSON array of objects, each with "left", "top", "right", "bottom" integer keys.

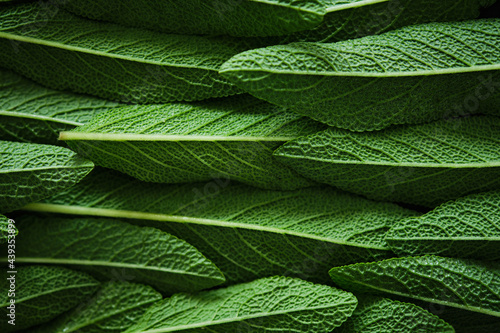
[
  {"left": 30, "top": 281, "right": 162, "bottom": 333},
  {"left": 14, "top": 216, "right": 225, "bottom": 294},
  {"left": 0, "top": 214, "right": 15, "bottom": 244},
  {"left": 337, "top": 296, "right": 454, "bottom": 333},
  {"left": 275, "top": 116, "right": 500, "bottom": 207},
  {"left": 386, "top": 190, "right": 500, "bottom": 260},
  {"left": 0, "top": 3, "right": 248, "bottom": 103},
  {"left": 125, "top": 276, "right": 357, "bottom": 333},
  {"left": 55, "top": 0, "right": 325, "bottom": 37},
  {"left": 0, "top": 69, "right": 119, "bottom": 145},
  {"left": 0, "top": 140, "right": 94, "bottom": 213},
  {"left": 423, "top": 304, "right": 500, "bottom": 333},
  {"left": 329, "top": 255, "right": 500, "bottom": 316},
  {"left": 221, "top": 19, "right": 500, "bottom": 131},
  {"left": 22, "top": 168, "right": 417, "bottom": 285},
  {"left": 0, "top": 265, "right": 99, "bottom": 332},
  {"left": 61, "top": 95, "right": 324, "bottom": 190}
]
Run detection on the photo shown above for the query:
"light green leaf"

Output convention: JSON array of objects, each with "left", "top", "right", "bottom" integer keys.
[
  {"left": 0, "top": 140, "right": 94, "bottom": 213},
  {"left": 0, "top": 3, "right": 249, "bottom": 103},
  {"left": 12, "top": 216, "right": 225, "bottom": 294},
  {"left": 385, "top": 190, "right": 500, "bottom": 260},
  {"left": 329, "top": 255, "right": 500, "bottom": 317},
  {"left": 125, "top": 276, "right": 357, "bottom": 333},
  {"left": 0, "top": 265, "right": 100, "bottom": 332},
  {"left": 0, "top": 214, "right": 16, "bottom": 244},
  {"left": 221, "top": 19, "right": 500, "bottom": 131},
  {"left": 60, "top": 95, "right": 324, "bottom": 190},
  {"left": 337, "top": 296, "right": 454, "bottom": 333},
  {"left": 22, "top": 168, "right": 417, "bottom": 285},
  {"left": 54, "top": 0, "right": 326, "bottom": 37},
  {"left": 29, "top": 281, "right": 162, "bottom": 333},
  {"left": 0, "top": 69, "right": 119, "bottom": 145},
  {"left": 274, "top": 116, "right": 500, "bottom": 207}
]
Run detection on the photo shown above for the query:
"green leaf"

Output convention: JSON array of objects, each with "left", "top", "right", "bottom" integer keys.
[
  {"left": 0, "top": 214, "right": 16, "bottom": 244},
  {"left": 0, "top": 265, "right": 100, "bottom": 332},
  {"left": 274, "top": 116, "right": 500, "bottom": 207},
  {"left": 220, "top": 19, "right": 500, "bottom": 131},
  {"left": 423, "top": 305, "right": 500, "bottom": 333},
  {"left": 329, "top": 255, "right": 500, "bottom": 317},
  {"left": 12, "top": 216, "right": 225, "bottom": 294},
  {"left": 337, "top": 296, "right": 454, "bottom": 333},
  {"left": 54, "top": 0, "right": 326, "bottom": 37},
  {"left": 29, "top": 281, "right": 162, "bottom": 333},
  {"left": 60, "top": 95, "right": 324, "bottom": 190},
  {"left": 0, "top": 140, "right": 94, "bottom": 213},
  {"left": 0, "top": 69, "right": 119, "bottom": 145},
  {"left": 385, "top": 190, "right": 500, "bottom": 260},
  {"left": 21, "top": 168, "right": 417, "bottom": 285},
  {"left": 0, "top": 3, "right": 249, "bottom": 104},
  {"left": 125, "top": 276, "right": 357, "bottom": 333}
]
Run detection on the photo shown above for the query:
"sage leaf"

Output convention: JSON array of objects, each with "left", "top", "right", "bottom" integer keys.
[
  {"left": 13, "top": 216, "right": 226, "bottom": 294},
  {"left": 421, "top": 304, "right": 500, "bottom": 333},
  {"left": 0, "top": 3, "right": 248, "bottom": 103},
  {"left": 0, "top": 214, "right": 16, "bottom": 244},
  {"left": 22, "top": 169, "right": 417, "bottom": 285},
  {"left": 60, "top": 95, "right": 325, "bottom": 190},
  {"left": 0, "top": 69, "right": 119, "bottom": 145},
  {"left": 337, "top": 296, "right": 454, "bottom": 333},
  {"left": 29, "top": 281, "right": 162, "bottom": 333},
  {"left": 385, "top": 190, "right": 500, "bottom": 260},
  {"left": 274, "top": 116, "right": 500, "bottom": 207},
  {"left": 54, "top": 0, "right": 326, "bottom": 37},
  {"left": 0, "top": 140, "right": 94, "bottom": 213},
  {"left": 220, "top": 19, "right": 500, "bottom": 131},
  {"left": 125, "top": 276, "right": 357, "bottom": 333},
  {"left": 329, "top": 255, "right": 500, "bottom": 317},
  {"left": 0, "top": 265, "right": 100, "bottom": 332}
]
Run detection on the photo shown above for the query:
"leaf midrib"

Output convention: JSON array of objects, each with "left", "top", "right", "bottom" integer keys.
[
  {"left": 0, "top": 110, "right": 83, "bottom": 126},
  {"left": 325, "top": 0, "right": 390, "bottom": 13},
  {"left": 0, "top": 164, "right": 93, "bottom": 173}
]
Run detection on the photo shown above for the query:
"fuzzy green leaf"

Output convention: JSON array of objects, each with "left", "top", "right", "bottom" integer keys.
[
  {"left": 0, "top": 265, "right": 100, "bottom": 332},
  {"left": 60, "top": 95, "right": 324, "bottom": 190},
  {"left": 337, "top": 296, "right": 454, "bottom": 333},
  {"left": 0, "top": 214, "right": 16, "bottom": 244},
  {"left": 29, "top": 281, "right": 162, "bottom": 333},
  {"left": 13, "top": 216, "right": 225, "bottom": 294},
  {"left": 221, "top": 19, "right": 500, "bottom": 131},
  {"left": 21, "top": 168, "right": 417, "bottom": 285},
  {"left": 385, "top": 190, "right": 500, "bottom": 260},
  {"left": 0, "top": 3, "right": 249, "bottom": 103},
  {"left": 329, "top": 255, "right": 500, "bottom": 317},
  {"left": 125, "top": 276, "right": 357, "bottom": 333},
  {"left": 0, "top": 69, "right": 119, "bottom": 145},
  {"left": 274, "top": 116, "right": 500, "bottom": 207},
  {"left": 0, "top": 140, "right": 94, "bottom": 213}
]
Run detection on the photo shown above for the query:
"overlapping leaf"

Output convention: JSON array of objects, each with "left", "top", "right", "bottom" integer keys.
[
  {"left": 0, "top": 69, "right": 119, "bottom": 145},
  {"left": 329, "top": 255, "right": 500, "bottom": 317},
  {"left": 125, "top": 276, "right": 357, "bottom": 333},
  {"left": 60, "top": 95, "right": 324, "bottom": 190},
  {"left": 14, "top": 216, "right": 225, "bottom": 294},
  {"left": 385, "top": 190, "right": 500, "bottom": 260},
  {"left": 0, "top": 265, "right": 100, "bottom": 332},
  {"left": 30, "top": 281, "right": 162, "bottom": 333},
  {"left": 0, "top": 140, "right": 94, "bottom": 212},
  {"left": 0, "top": 3, "right": 250, "bottom": 103},
  {"left": 22, "top": 168, "right": 417, "bottom": 285},
  {"left": 0, "top": 214, "right": 15, "bottom": 244},
  {"left": 221, "top": 19, "right": 500, "bottom": 131},
  {"left": 275, "top": 116, "right": 500, "bottom": 207}
]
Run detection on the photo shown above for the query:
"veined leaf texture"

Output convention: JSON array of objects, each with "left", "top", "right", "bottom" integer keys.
[
  {"left": 0, "top": 3, "right": 250, "bottom": 103},
  {"left": 125, "top": 276, "right": 357, "bottom": 333},
  {"left": 385, "top": 190, "right": 500, "bottom": 260},
  {"left": 60, "top": 95, "right": 325, "bottom": 190},
  {"left": 221, "top": 19, "right": 500, "bottom": 131},
  {"left": 275, "top": 116, "right": 500, "bottom": 207},
  {"left": 0, "top": 140, "right": 94, "bottom": 213},
  {"left": 0, "top": 69, "right": 119, "bottom": 145},
  {"left": 13, "top": 216, "right": 225, "bottom": 294},
  {"left": 329, "top": 255, "right": 500, "bottom": 317},
  {"left": 22, "top": 169, "right": 418, "bottom": 285},
  {"left": 0, "top": 265, "right": 100, "bottom": 332}
]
